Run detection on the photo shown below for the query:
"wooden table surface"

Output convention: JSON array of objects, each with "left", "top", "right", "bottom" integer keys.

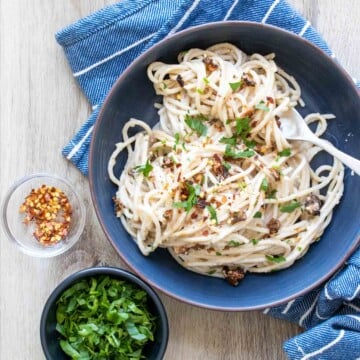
[{"left": 0, "top": 1, "right": 358, "bottom": 359}]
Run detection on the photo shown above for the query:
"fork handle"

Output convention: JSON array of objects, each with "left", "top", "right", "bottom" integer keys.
[{"left": 311, "top": 137, "right": 360, "bottom": 176}]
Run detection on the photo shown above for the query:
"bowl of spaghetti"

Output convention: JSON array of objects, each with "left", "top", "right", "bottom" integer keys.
[{"left": 89, "top": 22, "right": 360, "bottom": 310}]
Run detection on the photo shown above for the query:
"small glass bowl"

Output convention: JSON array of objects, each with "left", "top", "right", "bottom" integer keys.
[{"left": 1, "top": 173, "right": 86, "bottom": 257}]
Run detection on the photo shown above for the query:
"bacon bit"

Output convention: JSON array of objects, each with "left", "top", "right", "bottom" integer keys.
[
  {"left": 275, "top": 115, "right": 281, "bottom": 127},
  {"left": 222, "top": 266, "right": 245, "bottom": 286},
  {"left": 196, "top": 198, "right": 208, "bottom": 209},
  {"left": 19, "top": 185, "right": 72, "bottom": 245},
  {"left": 162, "top": 157, "right": 174, "bottom": 168},
  {"left": 176, "top": 74, "right": 185, "bottom": 87},
  {"left": 266, "top": 96, "right": 275, "bottom": 104},
  {"left": 163, "top": 209, "right": 173, "bottom": 220},
  {"left": 191, "top": 212, "right": 198, "bottom": 219},
  {"left": 270, "top": 168, "right": 281, "bottom": 181},
  {"left": 242, "top": 75, "right": 256, "bottom": 87},
  {"left": 228, "top": 211, "right": 247, "bottom": 225},
  {"left": 212, "top": 153, "right": 228, "bottom": 179},
  {"left": 242, "top": 108, "right": 255, "bottom": 117},
  {"left": 267, "top": 218, "right": 281, "bottom": 235},
  {"left": 304, "top": 194, "right": 323, "bottom": 216},
  {"left": 113, "top": 198, "right": 124, "bottom": 216},
  {"left": 202, "top": 230, "right": 209, "bottom": 236},
  {"left": 203, "top": 57, "right": 218, "bottom": 72}
]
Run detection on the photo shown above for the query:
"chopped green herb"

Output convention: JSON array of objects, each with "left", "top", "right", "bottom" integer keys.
[
  {"left": 228, "top": 240, "right": 241, "bottom": 247},
  {"left": 266, "top": 189, "right": 278, "bottom": 199},
  {"left": 255, "top": 100, "right": 270, "bottom": 111},
  {"left": 173, "top": 183, "right": 201, "bottom": 213},
  {"left": 260, "top": 178, "right": 269, "bottom": 192},
  {"left": 243, "top": 138, "right": 256, "bottom": 148},
  {"left": 173, "top": 133, "right": 180, "bottom": 150},
  {"left": 203, "top": 77, "right": 210, "bottom": 84},
  {"left": 297, "top": 246, "right": 303, "bottom": 251},
  {"left": 162, "top": 82, "right": 167, "bottom": 89},
  {"left": 220, "top": 136, "right": 237, "bottom": 146},
  {"left": 207, "top": 269, "right": 216, "bottom": 275},
  {"left": 226, "top": 119, "right": 232, "bottom": 125},
  {"left": 160, "top": 139, "right": 167, "bottom": 145},
  {"left": 266, "top": 255, "right": 286, "bottom": 263},
  {"left": 251, "top": 239, "right": 259, "bottom": 245},
  {"left": 135, "top": 160, "right": 153, "bottom": 177},
  {"left": 229, "top": 81, "right": 243, "bottom": 91},
  {"left": 235, "top": 117, "right": 250, "bottom": 137},
  {"left": 253, "top": 211, "right": 262, "bottom": 218},
  {"left": 181, "top": 142, "right": 187, "bottom": 151},
  {"left": 224, "top": 145, "right": 255, "bottom": 159},
  {"left": 56, "top": 276, "right": 156, "bottom": 360},
  {"left": 216, "top": 251, "right": 222, "bottom": 256},
  {"left": 184, "top": 114, "right": 208, "bottom": 136},
  {"left": 206, "top": 205, "right": 218, "bottom": 224},
  {"left": 196, "top": 88, "right": 204, "bottom": 94},
  {"left": 222, "top": 161, "right": 231, "bottom": 171},
  {"left": 238, "top": 182, "right": 247, "bottom": 189},
  {"left": 279, "top": 200, "right": 301, "bottom": 213},
  {"left": 278, "top": 148, "right": 292, "bottom": 157}
]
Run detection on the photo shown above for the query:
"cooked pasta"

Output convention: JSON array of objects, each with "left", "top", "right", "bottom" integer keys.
[{"left": 108, "top": 43, "right": 344, "bottom": 285}]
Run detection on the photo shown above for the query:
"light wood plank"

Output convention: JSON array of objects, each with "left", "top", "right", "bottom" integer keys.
[{"left": 0, "top": 1, "right": 358, "bottom": 359}]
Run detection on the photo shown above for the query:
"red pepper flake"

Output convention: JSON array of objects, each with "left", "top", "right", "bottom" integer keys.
[{"left": 19, "top": 185, "right": 72, "bottom": 245}]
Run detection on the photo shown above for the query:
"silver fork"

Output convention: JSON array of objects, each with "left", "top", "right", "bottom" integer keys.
[{"left": 279, "top": 108, "right": 360, "bottom": 176}]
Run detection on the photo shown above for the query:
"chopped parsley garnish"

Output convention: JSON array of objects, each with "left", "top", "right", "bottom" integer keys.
[
  {"left": 55, "top": 276, "right": 156, "bottom": 360},
  {"left": 235, "top": 117, "right": 250, "bottom": 137},
  {"left": 251, "top": 239, "right": 259, "bottom": 245},
  {"left": 297, "top": 246, "right": 303, "bottom": 251},
  {"left": 206, "top": 205, "right": 218, "bottom": 224},
  {"left": 203, "top": 77, "right": 210, "bottom": 84},
  {"left": 162, "top": 82, "right": 167, "bottom": 89},
  {"left": 222, "top": 161, "right": 231, "bottom": 171},
  {"left": 174, "top": 133, "right": 180, "bottom": 150},
  {"left": 135, "top": 160, "right": 153, "bottom": 177},
  {"left": 255, "top": 100, "right": 270, "bottom": 111},
  {"left": 278, "top": 148, "right": 292, "bottom": 157},
  {"left": 207, "top": 269, "right": 216, "bottom": 275},
  {"left": 216, "top": 251, "right": 222, "bottom": 256},
  {"left": 266, "top": 255, "right": 286, "bottom": 263},
  {"left": 253, "top": 211, "right": 262, "bottom": 218},
  {"left": 224, "top": 145, "right": 255, "bottom": 159},
  {"left": 279, "top": 200, "right": 301, "bottom": 213},
  {"left": 229, "top": 81, "right": 243, "bottom": 91},
  {"left": 196, "top": 88, "right": 204, "bottom": 94},
  {"left": 220, "top": 136, "right": 237, "bottom": 146},
  {"left": 260, "top": 178, "right": 269, "bottom": 192},
  {"left": 266, "top": 189, "right": 278, "bottom": 199},
  {"left": 243, "top": 139, "right": 256, "bottom": 148},
  {"left": 228, "top": 240, "right": 241, "bottom": 247},
  {"left": 173, "top": 183, "right": 201, "bottom": 213},
  {"left": 184, "top": 114, "right": 208, "bottom": 136}
]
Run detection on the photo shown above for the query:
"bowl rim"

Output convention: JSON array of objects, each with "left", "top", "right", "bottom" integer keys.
[
  {"left": 1, "top": 172, "right": 86, "bottom": 258},
  {"left": 89, "top": 20, "right": 360, "bottom": 311},
  {"left": 40, "top": 266, "right": 169, "bottom": 360}
]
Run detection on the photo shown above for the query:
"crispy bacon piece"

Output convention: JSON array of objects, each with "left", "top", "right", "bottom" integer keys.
[
  {"left": 176, "top": 74, "right": 185, "bottom": 87},
  {"left": 222, "top": 266, "right": 245, "bottom": 286},
  {"left": 267, "top": 218, "right": 281, "bottom": 234},
  {"left": 203, "top": 57, "right": 218, "bottom": 72},
  {"left": 304, "top": 194, "right": 323, "bottom": 216}
]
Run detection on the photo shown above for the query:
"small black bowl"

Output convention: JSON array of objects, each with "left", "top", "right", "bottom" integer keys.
[{"left": 40, "top": 267, "right": 169, "bottom": 359}]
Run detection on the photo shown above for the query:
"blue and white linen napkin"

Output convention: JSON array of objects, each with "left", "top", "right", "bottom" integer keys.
[{"left": 56, "top": 1, "right": 360, "bottom": 358}]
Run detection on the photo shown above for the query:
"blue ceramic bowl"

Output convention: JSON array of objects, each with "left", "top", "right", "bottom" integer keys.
[
  {"left": 40, "top": 267, "right": 168, "bottom": 359},
  {"left": 89, "top": 22, "right": 360, "bottom": 310}
]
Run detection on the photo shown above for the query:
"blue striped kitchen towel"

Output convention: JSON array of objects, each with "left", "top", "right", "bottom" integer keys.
[{"left": 56, "top": 1, "right": 360, "bottom": 359}]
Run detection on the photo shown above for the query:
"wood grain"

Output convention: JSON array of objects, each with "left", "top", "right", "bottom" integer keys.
[{"left": 0, "top": 1, "right": 358, "bottom": 359}]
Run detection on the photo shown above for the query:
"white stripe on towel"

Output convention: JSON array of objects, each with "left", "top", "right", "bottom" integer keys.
[
  {"left": 324, "top": 284, "right": 333, "bottom": 300},
  {"left": 261, "top": 0, "right": 280, "bottom": 24},
  {"left": 299, "top": 293, "right": 320, "bottom": 327},
  {"left": 73, "top": 32, "right": 157, "bottom": 77},
  {"left": 223, "top": 0, "right": 240, "bottom": 21},
  {"left": 282, "top": 299, "right": 295, "bottom": 314},
  {"left": 300, "top": 330, "right": 345, "bottom": 360},
  {"left": 168, "top": 0, "right": 201, "bottom": 36},
  {"left": 299, "top": 20, "right": 311, "bottom": 37},
  {"left": 67, "top": 125, "right": 94, "bottom": 160},
  {"left": 344, "top": 302, "right": 360, "bottom": 312},
  {"left": 345, "top": 284, "right": 360, "bottom": 301}
]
